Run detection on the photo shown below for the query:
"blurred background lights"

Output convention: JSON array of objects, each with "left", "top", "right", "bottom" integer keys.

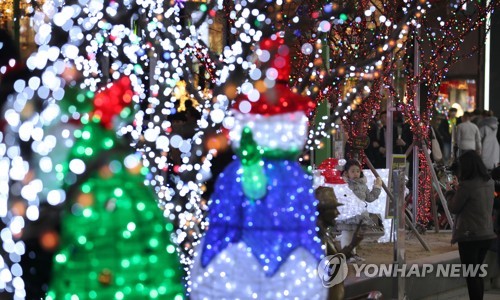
[
  {"left": 0, "top": 0, "right": 497, "bottom": 298},
  {"left": 69, "top": 159, "right": 86, "bottom": 175}
]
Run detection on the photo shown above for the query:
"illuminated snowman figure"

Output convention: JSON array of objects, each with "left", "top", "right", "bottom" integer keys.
[{"left": 190, "top": 36, "right": 327, "bottom": 299}]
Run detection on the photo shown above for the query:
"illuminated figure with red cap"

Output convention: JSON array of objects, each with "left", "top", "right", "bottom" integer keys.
[{"left": 190, "top": 35, "right": 327, "bottom": 299}]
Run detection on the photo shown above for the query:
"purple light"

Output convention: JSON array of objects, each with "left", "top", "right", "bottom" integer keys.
[{"left": 174, "top": 0, "right": 186, "bottom": 8}]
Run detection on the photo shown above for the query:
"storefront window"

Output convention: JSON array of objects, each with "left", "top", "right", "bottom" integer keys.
[
  {"left": 436, "top": 79, "right": 476, "bottom": 117},
  {"left": 0, "top": 0, "right": 39, "bottom": 59}
]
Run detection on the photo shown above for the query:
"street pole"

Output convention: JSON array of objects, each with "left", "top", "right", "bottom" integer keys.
[
  {"left": 393, "top": 169, "right": 406, "bottom": 300},
  {"left": 412, "top": 34, "right": 420, "bottom": 226}
]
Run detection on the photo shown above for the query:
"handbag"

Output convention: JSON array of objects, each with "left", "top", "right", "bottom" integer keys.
[{"left": 431, "top": 127, "right": 443, "bottom": 162}]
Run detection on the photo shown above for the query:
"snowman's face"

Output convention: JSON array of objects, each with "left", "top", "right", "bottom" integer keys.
[
  {"left": 229, "top": 110, "right": 309, "bottom": 153},
  {"left": 346, "top": 165, "right": 361, "bottom": 180}
]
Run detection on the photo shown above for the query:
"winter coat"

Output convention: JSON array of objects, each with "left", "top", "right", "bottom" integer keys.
[
  {"left": 456, "top": 120, "right": 482, "bottom": 153},
  {"left": 479, "top": 116, "right": 500, "bottom": 170},
  {"left": 437, "top": 116, "right": 460, "bottom": 145},
  {"left": 445, "top": 178, "right": 496, "bottom": 244},
  {"left": 345, "top": 176, "right": 381, "bottom": 203}
]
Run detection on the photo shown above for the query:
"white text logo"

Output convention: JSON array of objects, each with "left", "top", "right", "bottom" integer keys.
[{"left": 317, "top": 254, "right": 348, "bottom": 287}]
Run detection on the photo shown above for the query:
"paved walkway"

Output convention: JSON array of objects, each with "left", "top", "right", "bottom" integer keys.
[
  {"left": 420, "top": 285, "right": 500, "bottom": 300},
  {"left": 485, "top": 289, "right": 500, "bottom": 300},
  {"left": 346, "top": 249, "right": 500, "bottom": 299}
]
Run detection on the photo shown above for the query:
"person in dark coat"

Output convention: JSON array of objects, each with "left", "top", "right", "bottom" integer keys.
[
  {"left": 394, "top": 112, "right": 413, "bottom": 155},
  {"left": 445, "top": 150, "right": 496, "bottom": 300},
  {"left": 491, "top": 166, "right": 500, "bottom": 267},
  {"left": 437, "top": 107, "right": 460, "bottom": 165},
  {"left": 366, "top": 111, "right": 387, "bottom": 168}
]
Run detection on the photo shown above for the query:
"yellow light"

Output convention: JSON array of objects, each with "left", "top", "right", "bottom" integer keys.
[
  {"left": 0, "top": 0, "right": 33, "bottom": 25},
  {"left": 173, "top": 80, "right": 200, "bottom": 111}
]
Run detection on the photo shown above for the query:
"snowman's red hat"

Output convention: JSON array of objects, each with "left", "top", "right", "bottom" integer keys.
[
  {"left": 258, "top": 35, "right": 291, "bottom": 82},
  {"left": 233, "top": 35, "right": 315, "bottom": 116}
]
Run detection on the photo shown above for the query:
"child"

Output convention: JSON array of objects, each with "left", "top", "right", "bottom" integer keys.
[{"left": 338, "top": 159, "right": 383, "bottom": 262}]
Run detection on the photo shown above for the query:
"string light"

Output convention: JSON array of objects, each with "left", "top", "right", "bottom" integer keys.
[{"left": 0, "top": 0, "right": 499, "bottom": 298}]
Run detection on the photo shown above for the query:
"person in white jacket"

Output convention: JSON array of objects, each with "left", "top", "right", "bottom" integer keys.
[
  {"left": 479, "top": 110, "right": 500, "bottom": 170},
  {"left": 456, "top": 111, "right": 481, "bottom": 157}
]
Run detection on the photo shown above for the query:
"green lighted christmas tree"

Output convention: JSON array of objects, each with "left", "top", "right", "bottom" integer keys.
[{"left": 46, "top": 77, "right": 185, "bottom": 300}]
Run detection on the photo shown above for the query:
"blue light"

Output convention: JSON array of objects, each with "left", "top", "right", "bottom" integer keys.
[
  {"left": 200, "top": 159, "right": 322, "bottom": 276},
  {"left": 136, "top": 48, "right": 146, "bottom": 56},
  {"left": 324, "top": 4, "right": 333, "bottom": 13}
]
